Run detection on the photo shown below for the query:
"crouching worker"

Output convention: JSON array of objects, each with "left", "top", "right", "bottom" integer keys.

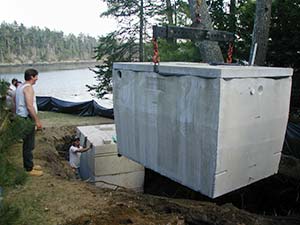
[{"left": 69, "top": 137, "right": 92, "bottom": 179}]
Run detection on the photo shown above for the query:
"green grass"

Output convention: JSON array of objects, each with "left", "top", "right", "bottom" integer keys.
[
  {"left": 0, "top": 202, "right": 20, "bottom": 225},
  {"left": 0, "top": 116, "right": 32, "bottom": 187},
  {"left": 0, "top": 116, "right": 34, "bottom": 154},
  {"left": 10, "top": 192, "right": 47, "bottom": 225},
  {"left": 0, "top": 155, "right": 27, "bottom": 187},
  {"left": 0, "top": 108, "right": 33, "bottom": 224},
  {"left": 38, "top": 111, "right": 113, "bottom": 127},
  {"left": 1, "top": 189, "right": 47, "bottom": 225}
]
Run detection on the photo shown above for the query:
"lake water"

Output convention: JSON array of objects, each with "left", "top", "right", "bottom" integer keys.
[{"left": 0, "top": 68, "right": 113, "bottom": 109}]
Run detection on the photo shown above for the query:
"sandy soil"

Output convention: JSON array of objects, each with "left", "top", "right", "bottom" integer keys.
[{"left": 5, "top": 112, "right": 300, "bottom": 225}]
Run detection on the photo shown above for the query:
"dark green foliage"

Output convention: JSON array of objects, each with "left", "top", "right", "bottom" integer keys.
[
  {"left": 0, "top": 202, "right": 20, "bottom": 225},
  {"left": 90, "top": 0, "right": 150, "bottom": 97},
  {"left": 92, "top": 0, "right": 197, "bottom": 97},
  {"left": 208, "top": 0, "right": 299, "bottom": 68},
  {"left": 91, "top": 35, "right": 201, "bottom": 97},
  {"left": 0, "top": 79, "right": 9, "bottom": 97},
  {"left": 209, "top": 0, "right": 228, "bottom": 30},
  {"left": 0, "top": 81, "right": 26, "bottom": 225},
  {"left": 0, "top": 116, "right": 34, "bottom": 154},
  {"left": 207, "top": 0, "right": 255, "bottom": 63},
  {"left": 88, "top": 65, "right": 113, "bottom": 99},
  {"left": 0, "top": 154, "right": 27, "bottom": 187},
  {"left": 87, "top": 32, "right": 137, "bottom": 98},
  {"left": 0, "top": 21, "right": 97, "bottom": 64},
  {"left": 234, "top": 0, "right": 256, "bottom": 62},
  {"left": 156, "top": 0, "right": 191, "bottom": 26},
  {"left": 0, "top": 80, "right": 9, "bottom": 131},
  {"left": 144, "top": 39, "right": 201, "bottom": 62},
  {"left": 0, "top": 116, "right": 32, "bottom": 187},
  {"left": 93, "top": 0, "right": 300, "bottom": 97},
  {"left": 267, "top": 0, "right": 300, "bottom": 68}
]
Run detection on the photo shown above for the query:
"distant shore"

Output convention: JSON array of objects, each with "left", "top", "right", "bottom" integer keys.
[{"left": 0, "top": 60, "right": 99, "bottom": 74}]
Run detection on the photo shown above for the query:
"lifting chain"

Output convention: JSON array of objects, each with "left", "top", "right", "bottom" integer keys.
[
  {"left": 152, "top": 37, "right": 160, "bottom": 65},
  {"left": 226, "top": 42, "right": 234, "bottom": 64}
]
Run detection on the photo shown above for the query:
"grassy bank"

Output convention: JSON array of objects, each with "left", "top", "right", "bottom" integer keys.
[
  {"left": 0, "top": 111, "right": 31, "bottom": 225},
  {"left": 38, "top": 111, "right": 113, "bottom": 128},
  {"left": 1, "top": 111, "right": 113, "bottom": 225}
]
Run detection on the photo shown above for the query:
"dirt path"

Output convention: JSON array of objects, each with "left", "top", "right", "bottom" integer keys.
[{"left": 5, "top": 112, "right": 300, "bottom": 225}]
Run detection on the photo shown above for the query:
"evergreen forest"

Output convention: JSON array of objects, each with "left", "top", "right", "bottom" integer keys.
[{"left": 0, "top": 21, "right": 98, "bottom": 64}]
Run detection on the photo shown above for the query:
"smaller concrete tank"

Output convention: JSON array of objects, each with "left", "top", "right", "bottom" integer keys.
[{"left": 77, "top": 124, "right": 145, "bottom": 192}]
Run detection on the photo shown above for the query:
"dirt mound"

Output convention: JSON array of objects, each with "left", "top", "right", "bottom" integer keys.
[
  {"left": 64, "top": 189, "right": 300, "bottom": 225},
  {"left": 36, "top": 126, "right": 76, "bottom": 179}
]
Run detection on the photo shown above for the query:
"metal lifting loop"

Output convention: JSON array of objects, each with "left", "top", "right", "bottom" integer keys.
[
  {"left": 152, "top": 37, "right": 160, "bottom": 72},
  {"left": 226, "top": 42, "right": 234, "bottom": 64},
  {"left": 152, "top": 37, "right": 160, "bottom": 64}
]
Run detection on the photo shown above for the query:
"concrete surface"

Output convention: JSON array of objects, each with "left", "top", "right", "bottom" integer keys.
[
  {"left": 77, "top": 124, "right": 145, "bottom": 192},
  {"left": 113, "top": 62, "right": 293, "bottom": 198}
]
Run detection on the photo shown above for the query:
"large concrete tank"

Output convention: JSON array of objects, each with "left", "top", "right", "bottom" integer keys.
[{"left": 113, "top": 62, "right": 293, "bottom": 198}]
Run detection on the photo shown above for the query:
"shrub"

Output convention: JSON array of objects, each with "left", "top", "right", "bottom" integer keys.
[{"left": 0, "top": 116, "right": 34, "bottom": 154}]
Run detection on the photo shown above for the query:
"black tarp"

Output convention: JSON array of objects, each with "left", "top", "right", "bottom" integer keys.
[
  {"left": 37, "top": 96, "right": 113, "bottom": 118},
  {"left": 37, "top": 96, "right": 300, "bottom": 158},
  {"left": 283, "top": 122, "right": 300, "bottom": 159}
]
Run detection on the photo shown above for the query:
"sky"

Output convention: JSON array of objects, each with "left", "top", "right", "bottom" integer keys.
[{"left": 0, "top": 0, "right": 118, "bottom": 38}]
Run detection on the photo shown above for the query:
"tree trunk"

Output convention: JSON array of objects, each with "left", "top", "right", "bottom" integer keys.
[
  {"left": 139, "top": 0, "right": 144, "bottom": 62},
  {"left": 188, "top": 0, "right": 224, "bottom": 63},
  {"left": 249, "top": 0, "right": 272, "bottom": 66},
  {"left": 166, "top": 0, "right": 176, "bottom": 44},
  {"left": 166, "top": 0, "right": 174, "bottom": 25},
  {"left": 0, "top": 50, "right": 3, "bottom": 62},
  {"left": 229, "top": 0, "right": 236, "bottom": 33},
  {"left": 174, "top": 0, "right": 178, "bottom": 26}
]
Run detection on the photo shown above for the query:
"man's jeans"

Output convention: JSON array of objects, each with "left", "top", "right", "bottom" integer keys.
[{"left": 22, "top": 120, "right": 35, "bottom": 171}]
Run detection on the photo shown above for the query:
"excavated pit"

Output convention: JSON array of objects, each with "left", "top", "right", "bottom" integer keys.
[
  {"left": 55, "top": 134, "right": 300, "bottom": 218},
  {"left": 144, "top": 166, "right": 300, "bottom": 217}
]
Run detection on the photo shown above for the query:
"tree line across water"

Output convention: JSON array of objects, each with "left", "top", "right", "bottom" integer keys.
[{"left": 0, "top": 21, "right": 98, "bottom": 64}]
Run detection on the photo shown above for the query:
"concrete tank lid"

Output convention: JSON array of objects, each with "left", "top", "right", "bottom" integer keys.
[{"left": 113, "top": 62, "right": 293, "bottom": 78}]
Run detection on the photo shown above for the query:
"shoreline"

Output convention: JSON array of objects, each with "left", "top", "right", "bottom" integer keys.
[{"left": 0, "top": 60, "right": 100, "bottom": 74}]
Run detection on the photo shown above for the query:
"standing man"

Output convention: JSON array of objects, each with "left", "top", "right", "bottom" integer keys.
[
  {"left": 9, "top": 78, "right": 18, "bottom": 91},
  {"left": 15, "top": 68, "right": 43, "bottom": 176},
  {"left": 6, "top": 78, "right": 18, "bottom": 110}
]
